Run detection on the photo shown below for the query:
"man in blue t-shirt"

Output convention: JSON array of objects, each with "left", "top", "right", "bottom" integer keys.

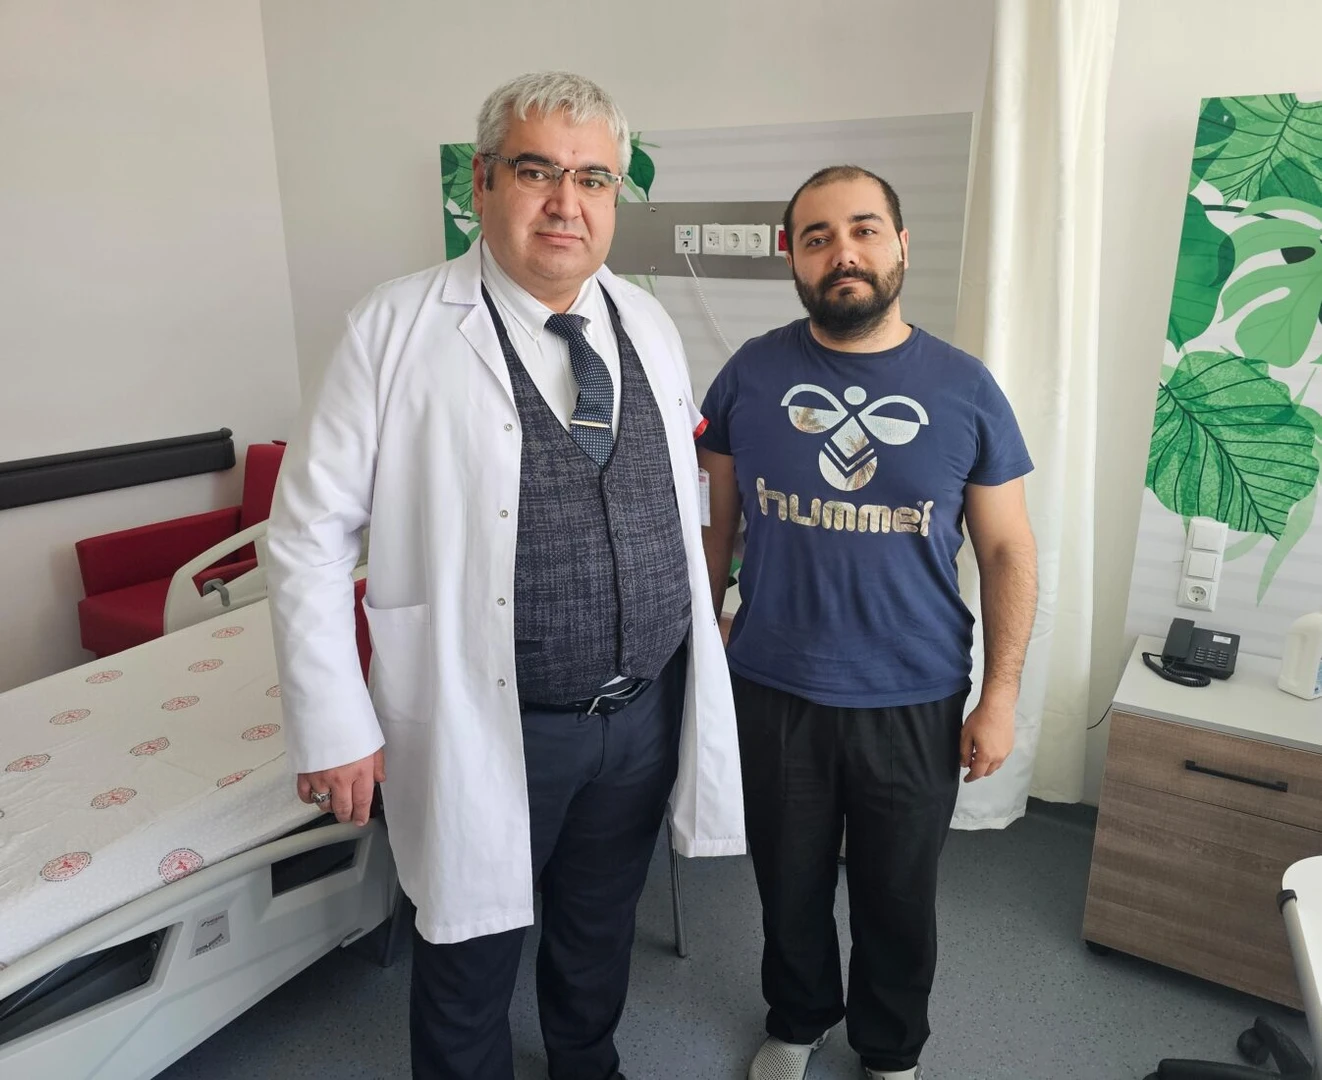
[{"left": 699, "top": 166, "right": 1038, "bottom": 1080}]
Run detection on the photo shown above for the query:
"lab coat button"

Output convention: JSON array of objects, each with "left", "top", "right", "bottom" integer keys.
[
  {"left": 504, "top": 423, "right": 513, "bottom": 432},
  {"left": 497, "top": 597, "right": 507, "bottom": 606},
  {"left": 497, "top": 678, "right": 507, "bottom": 688},
  {"left": 499, "top": 509, "right": 509, "bottom": 518}
]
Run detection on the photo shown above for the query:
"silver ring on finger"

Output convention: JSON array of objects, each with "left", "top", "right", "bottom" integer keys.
[{"left": 310, "top": 789, "right": 331, "bottom": 806}]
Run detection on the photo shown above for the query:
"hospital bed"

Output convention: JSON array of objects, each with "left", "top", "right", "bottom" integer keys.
[{"left": 0, "top": 599, "right": 400, "bottom": 1079}]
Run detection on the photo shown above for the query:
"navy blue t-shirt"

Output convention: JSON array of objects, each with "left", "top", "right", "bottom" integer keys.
[{"left": 699, "top": 321, "right": 1033, "bottom": 709}]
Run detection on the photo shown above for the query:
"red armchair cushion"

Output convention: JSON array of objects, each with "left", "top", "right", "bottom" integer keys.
[
  {"left": 74, "top": 441, "right": 288, "bottom": 659},
  {"left": 76, "top": 507, "right": 242, "bottom": 597},
  {"left": 78, "top": 578, "right": 171, "bottom": 656},
  {"left": 75, "top": 443, "right": 285, "bottom": 598},
  {"left": 238, "top": 441, "right": 285, "bottom": 527}
]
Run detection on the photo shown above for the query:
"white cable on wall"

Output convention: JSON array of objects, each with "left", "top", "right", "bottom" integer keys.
[{"left": 684, "top": 252, "right": 734, "bottom": 357}]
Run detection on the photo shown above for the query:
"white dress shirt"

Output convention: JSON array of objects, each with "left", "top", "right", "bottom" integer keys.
[{"left": 480, "top": 240, "right": 622, "bottom": 433}]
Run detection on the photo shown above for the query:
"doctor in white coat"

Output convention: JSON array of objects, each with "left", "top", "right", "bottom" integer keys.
[{"left": 266, "top": 72, "right": 743, "bottom": 1080}]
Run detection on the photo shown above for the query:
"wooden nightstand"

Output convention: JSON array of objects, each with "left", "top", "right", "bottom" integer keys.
[{"left": 1083, "top": 637, "right": 1322, "bottom": 1007}]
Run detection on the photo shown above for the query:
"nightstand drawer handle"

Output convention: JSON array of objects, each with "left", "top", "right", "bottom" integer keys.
[{"left": 1184, "top": 759, "right": 1288, "bottom": 793}]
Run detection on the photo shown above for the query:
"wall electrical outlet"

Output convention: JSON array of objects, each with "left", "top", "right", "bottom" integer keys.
[
  {"left": 674, "top": 224, "right": 700, "bottom": 254},
  {"left": 1177, "top": 514, "right": 1226, "bottom": 612},
  {"left": 702, "top": 224, "right": 724, "bottom": 255},
  {"left": 1178, "top": 577, "right": 1218, "bottom": 611},
  {"left": 723, "top": 225, "right": 746, "bottom": 256},
  {"left": 746, "top": 224, "right": 771, "bottom": 258}
]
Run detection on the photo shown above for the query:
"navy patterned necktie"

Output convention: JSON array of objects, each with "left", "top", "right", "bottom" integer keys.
[{"left": 544, "top": 312, "right": 615, "bottom": 467}]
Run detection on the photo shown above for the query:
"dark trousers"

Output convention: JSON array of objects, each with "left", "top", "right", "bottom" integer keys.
[
  {"left": 732, "top": 673, "right": 967, "bottom": 1073},
  {"left": 409, "top": 651, "right": 685, "bottom": 1080}
]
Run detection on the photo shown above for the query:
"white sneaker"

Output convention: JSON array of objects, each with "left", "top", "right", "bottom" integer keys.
[
  {"left": 747, "top": 1032, "right": 829, "bottom": 1080},
  {"left": 862, "top": 1065, "right": 922, "bottom": 1080}
]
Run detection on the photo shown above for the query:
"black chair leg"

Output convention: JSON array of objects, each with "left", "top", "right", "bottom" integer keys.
[
  {"left": 1149, "top": 1015, "right": 1313, "bottom": 1080},
  {"left": 666, "top": 816, "right": 688, "bottom": 959},
  {"left": 1248, "top": 1016, "right": 1312, "bottom": 1077}
]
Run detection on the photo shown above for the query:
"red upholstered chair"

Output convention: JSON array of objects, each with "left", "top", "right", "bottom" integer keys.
[{"left": 75, "top": 441, "right": 286, "bottom": 657}]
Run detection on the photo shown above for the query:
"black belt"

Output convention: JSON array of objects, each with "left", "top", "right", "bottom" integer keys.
[{"left": 521, "top": 677, "right": 652, "bottom": 716}]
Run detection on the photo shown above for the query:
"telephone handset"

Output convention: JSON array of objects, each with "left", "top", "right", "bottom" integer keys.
[{"left": 1142, "top": 617, "right": 1240, "bottom": 687}]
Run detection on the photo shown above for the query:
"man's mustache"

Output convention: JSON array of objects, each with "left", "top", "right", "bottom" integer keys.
[{"left": 821, "top": 267, "right": 879, "bottom": 290}]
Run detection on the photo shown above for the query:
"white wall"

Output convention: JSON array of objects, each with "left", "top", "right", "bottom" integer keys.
[
  {"left": 258, "top": 0, "right": 994, "bottom": 391},
  {"left": 0, "top": 2, "right": 301, "bottom": 690},
  {"left": 1086, "top": 0, "right": 1322, "bottom": 801}
]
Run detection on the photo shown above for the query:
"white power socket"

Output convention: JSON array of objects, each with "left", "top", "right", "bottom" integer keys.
[
  {"left": 702, "top": 224, "right": 724, "bottom": 254},
  {"left": 746, "top": 224, "right": 771, "bottom": 258},
  {"left": 1178, "top": 577, "right": 1218, "bottom": 611},
  {"left": 723, "top": 225, "right": 746, "bottom": 256},
  {"left": 674, "top": 224, "right": 700, "bottom": 255}
]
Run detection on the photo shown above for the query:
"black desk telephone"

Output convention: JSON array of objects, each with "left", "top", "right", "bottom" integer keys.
[{"left": 1143, "top": 617, "right": 1240, "bottom": 687}]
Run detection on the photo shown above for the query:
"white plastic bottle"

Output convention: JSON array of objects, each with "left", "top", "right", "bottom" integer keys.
[{"left": 1278, "top": 612, "right": 1322, "bottom": 700}]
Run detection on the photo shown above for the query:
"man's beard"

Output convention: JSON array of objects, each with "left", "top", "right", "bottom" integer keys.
[{"left": 794, "top": 262, "right": 905, "bottom": 341}]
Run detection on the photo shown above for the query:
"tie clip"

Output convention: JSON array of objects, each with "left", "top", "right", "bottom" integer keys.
[{"left": 571, "top": 419, "right": 611, "bottom": 429}]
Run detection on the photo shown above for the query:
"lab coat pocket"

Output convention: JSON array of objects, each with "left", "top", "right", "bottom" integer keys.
[{"left": 362, "top": 601, "right": 433, "bottom": 724}]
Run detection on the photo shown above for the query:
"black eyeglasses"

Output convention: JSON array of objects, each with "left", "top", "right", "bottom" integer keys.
[{"left": 482, "top": 154, "right": 623, "bottom": 199}]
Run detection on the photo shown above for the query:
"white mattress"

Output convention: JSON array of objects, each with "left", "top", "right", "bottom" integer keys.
[{"left": 0, "top": 601, "right": 320, "bottom": 967}]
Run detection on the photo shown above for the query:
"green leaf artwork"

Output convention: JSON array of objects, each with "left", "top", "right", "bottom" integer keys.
[
  {"left": 440, "top": 143, "right": 475, "bottom": 212},
  {"left": 1259, "top": 374, "right": 1322, "bottom": 597},
  {"left": 1220, "top": 198, "right": 1322, "bottom": 368},
  {"left": 1193, "top": 95, "right": 1322, "bottom": 206},
  {"left": 1148, "top": 94, "right": 1322, "bottom": 602},
  {"left": 440, "top": 142, "right": 480, "bottom": 259},
  {"left": 1166, "top": 195, "right": 1235, "bottom": 349},
  {"left": 1190, "top": 97, "right": 1235, "bottom": 183},
  {"left": 1259, "top": 470, "right": 1318, "bottom": 600},
  {"left": 1147, "top": 351, "right": 1318, "bottom": 540},
  {"left": 628, "top": 144, "right": 656, "bottom": 200}
]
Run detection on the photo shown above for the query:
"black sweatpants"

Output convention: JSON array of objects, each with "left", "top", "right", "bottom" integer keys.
[{"left": 732, "top": 673, "right": 967, "bottom": 1073}]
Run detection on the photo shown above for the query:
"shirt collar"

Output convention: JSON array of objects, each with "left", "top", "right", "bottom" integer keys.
[{"left": 480, "top": 239, "right": 598, "bottom": 340}]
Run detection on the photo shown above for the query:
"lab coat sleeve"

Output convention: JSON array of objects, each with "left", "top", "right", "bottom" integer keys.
[{"left": 266, "top": 313, "right": 383, "bottom": 774}]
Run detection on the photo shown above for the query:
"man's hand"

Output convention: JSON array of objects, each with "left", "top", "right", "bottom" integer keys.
[
  {"left": 297, "top": 747, "right": 386, "bottom": 825},
  {"left": 959, "top": 696, "right": 1015, "bottom": 782}
]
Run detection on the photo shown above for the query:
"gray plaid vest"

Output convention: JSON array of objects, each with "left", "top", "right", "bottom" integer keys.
[{"left": 481, "top": 286, "right": 691, "bottom": 703}]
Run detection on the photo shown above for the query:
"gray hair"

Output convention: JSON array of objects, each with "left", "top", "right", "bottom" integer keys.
[{"left": 475, "top": 71, "right": 632, "bottom": 178}]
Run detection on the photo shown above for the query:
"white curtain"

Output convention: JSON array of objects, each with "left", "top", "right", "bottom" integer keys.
[{"left": 950, "top": 0, "right": 1118, "bottom": 829}]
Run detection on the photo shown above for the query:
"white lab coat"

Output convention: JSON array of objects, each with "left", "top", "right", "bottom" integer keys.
[{"left": 266, "top": 244, "right": 745, "bottom": 944}]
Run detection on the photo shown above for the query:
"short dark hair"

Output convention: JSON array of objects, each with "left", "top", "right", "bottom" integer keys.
[{"left": 783, "top": 165, "right": 903, "bottom": 252}]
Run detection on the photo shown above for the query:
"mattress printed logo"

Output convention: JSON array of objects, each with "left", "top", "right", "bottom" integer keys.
[{"left": 781, "top": 383, "right": 929, "bottom": 491}]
